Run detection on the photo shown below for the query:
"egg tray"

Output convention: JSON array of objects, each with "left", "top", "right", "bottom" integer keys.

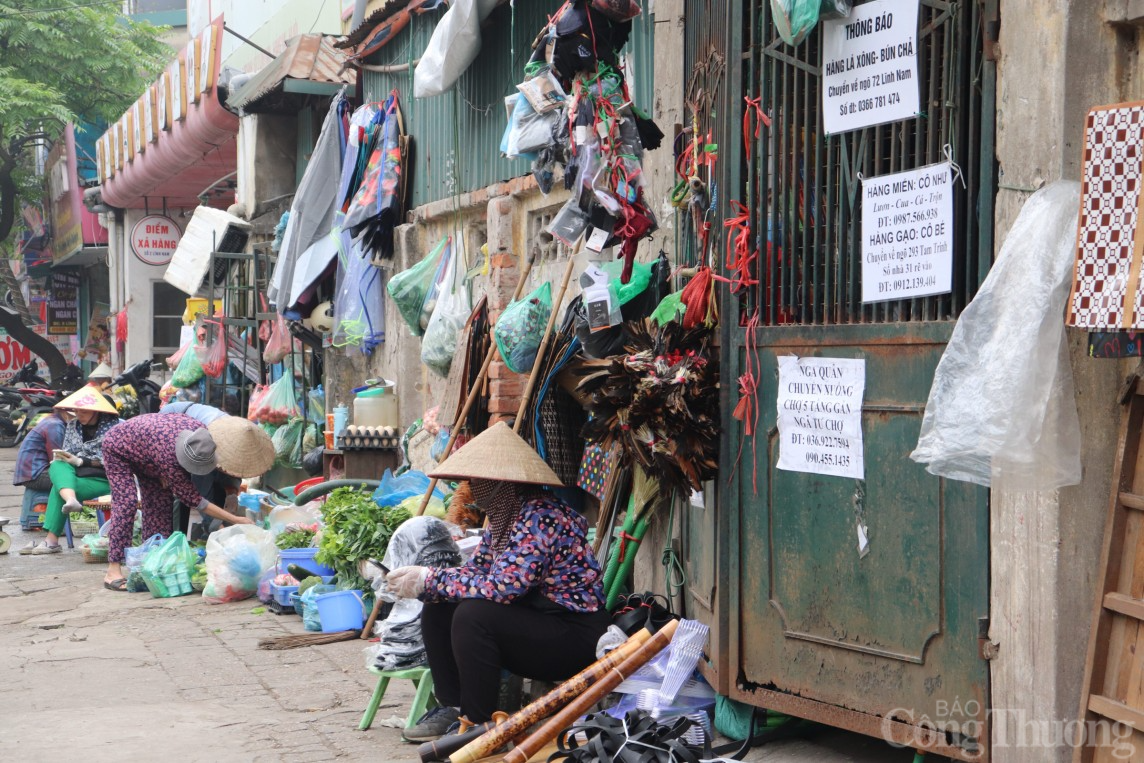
[{"left": 338, "top": 425, "right": 401, "bottom": 451}]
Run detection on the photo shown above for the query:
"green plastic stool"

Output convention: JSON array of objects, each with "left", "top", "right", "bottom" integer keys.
[{"left": 359, "top": 666, "right": 436, "bottom": 731}]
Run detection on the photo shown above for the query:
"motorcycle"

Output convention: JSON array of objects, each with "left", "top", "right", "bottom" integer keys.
[{"left": 109, "top": 359, "right": 162, "bottom": 418}]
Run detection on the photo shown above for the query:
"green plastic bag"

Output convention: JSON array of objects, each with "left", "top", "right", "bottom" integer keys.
[
  {"left": 495, "top": 282, "right": 553, "bottom": 374},
  {"left": 651, "top": 290, "right": 685, "bottom": 325},
  {"left": 171, "top": 338, "right": 206, "bottom": 388},
  {"left": 771, "top": 0, "right": 820, "bottom": 45},
  {"left": 600, "top": 259, "right": 652, "bottom": 306},
  {"left": 272, "top": 417, "right": 307, "bottom": 468},
  {"left": 387, "top": 237, "right": 448, "bottom": 337},
  {"left": 141, "top": 531, "right": 197, "bottom": 598}
]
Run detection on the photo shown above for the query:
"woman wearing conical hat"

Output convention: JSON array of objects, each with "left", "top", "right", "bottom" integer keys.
[
  {"left": 20, "top": 388, "right": 120, "bottom": 556},
  {"left": 386, "top": 423, "right": 609, "bottom": 742}
]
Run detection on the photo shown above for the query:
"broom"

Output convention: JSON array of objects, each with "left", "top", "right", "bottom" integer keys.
[
  {"left": 601, "top": 464, "right": 661, "bottom": 610},
  {"left": 258, "top": 630, "right": 362, "bottom": 649}
]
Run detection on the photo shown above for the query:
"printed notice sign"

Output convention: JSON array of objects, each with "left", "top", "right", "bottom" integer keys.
[
  {"left": 822, "top": 0, "right": 920, "bottom": 135},
  {"left": 861, "top": 162, "right": 953, "bottom": 302},
  {"left": 777, "top": 356, "right": 866, "bottom": 480}
]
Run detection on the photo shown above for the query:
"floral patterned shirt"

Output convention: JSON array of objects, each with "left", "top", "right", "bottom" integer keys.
[{"left": 422, "top": 496, "right": 605, "bottom": 613}]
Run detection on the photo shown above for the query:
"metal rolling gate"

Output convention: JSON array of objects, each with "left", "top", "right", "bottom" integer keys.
[{"left": 681, "top": 0, "right": 999, "bottom": 758}]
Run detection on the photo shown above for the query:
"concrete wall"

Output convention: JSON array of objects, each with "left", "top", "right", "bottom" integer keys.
[
  {"left": 236, "top": 114, "right": 298, "bottom": 219},
  {"left": 990, "top": 2, "right": 1137, "bottom": 760}
]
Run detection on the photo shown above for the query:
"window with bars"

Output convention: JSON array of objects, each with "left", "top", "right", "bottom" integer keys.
[{"left": 744, "top": 0, "right": 994, "bottom": 326}]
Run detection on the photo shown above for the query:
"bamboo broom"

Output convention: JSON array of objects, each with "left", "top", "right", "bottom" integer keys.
[
  {"left": 448, "top": 627, "right": 653, "bottom": 763},
  {"left": 502, "top": 619, "right": 680, "bottom": 763}
]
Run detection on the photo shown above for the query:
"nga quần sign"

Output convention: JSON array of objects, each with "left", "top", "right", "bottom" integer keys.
[{"left": 131, "top": 214, "right": 181, "bottom": 266}]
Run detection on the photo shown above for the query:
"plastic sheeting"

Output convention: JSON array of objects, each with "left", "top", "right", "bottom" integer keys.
[
  {"left": 413, "top": 0, "right": 500, "bottom": 98},
  {"left": 910, "top": 181, "right": 1082, "bottom": 490}
]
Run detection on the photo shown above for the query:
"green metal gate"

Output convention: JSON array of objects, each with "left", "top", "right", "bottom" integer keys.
[{"left": 690, "top": 0, "right": 998, "bottom": 758}]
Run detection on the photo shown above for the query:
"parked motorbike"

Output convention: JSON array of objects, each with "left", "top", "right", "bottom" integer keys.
[
  {"left": 0, "top": 387, "right": 58, "bottom": 448},
  {"left": 110, "top": 359, "right": 162, "bottom": 417}
]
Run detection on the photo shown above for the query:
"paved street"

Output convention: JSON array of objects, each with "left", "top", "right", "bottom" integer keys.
[{"left": 0, "top": 447, "right": 928, "bottom": 763}]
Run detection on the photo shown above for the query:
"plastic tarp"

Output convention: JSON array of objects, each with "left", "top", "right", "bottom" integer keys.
[
  {"left": 910, "top": 181, "right": 1082, "bottom": 490},
  {"left": 269, "top": 94, "right": 347, "bottom": 311},
  {"left": 413, "top": 0, "right": 501, "bottom": 98}
]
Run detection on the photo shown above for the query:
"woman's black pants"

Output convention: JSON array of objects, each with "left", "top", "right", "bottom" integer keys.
[{"left": 420, "top": 598, "right": 611, "bottom": 723}]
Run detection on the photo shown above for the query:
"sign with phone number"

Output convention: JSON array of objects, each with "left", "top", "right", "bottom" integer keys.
[{"left": 821, "top": 0, "right": 920, "bottom": 135}]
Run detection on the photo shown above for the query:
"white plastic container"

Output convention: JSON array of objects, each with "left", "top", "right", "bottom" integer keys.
[{"left": 353, "top": 382, "right": 399, "bottom": 429}]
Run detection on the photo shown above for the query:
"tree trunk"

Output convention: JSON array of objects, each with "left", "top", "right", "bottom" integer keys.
[{"left": 0, "top": 308, "right": 67, "bottom": 382}]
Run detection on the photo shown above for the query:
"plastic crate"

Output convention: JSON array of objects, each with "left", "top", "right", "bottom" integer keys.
[{"left": 270, "top": 582, "right": 299, "bottom": 607}]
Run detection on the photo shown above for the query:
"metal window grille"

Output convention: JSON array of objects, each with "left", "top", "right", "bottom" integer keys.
[{"left": 737, "top": 0, "right": 994, "bottom": 326}]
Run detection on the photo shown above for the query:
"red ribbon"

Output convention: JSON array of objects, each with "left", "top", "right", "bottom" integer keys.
[{"left": 617, "top": 531, "right": 642, "bottom": 563}]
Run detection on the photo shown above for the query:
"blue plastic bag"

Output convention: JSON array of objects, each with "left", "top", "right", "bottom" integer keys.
[
  {"left": 300, "top": 583, "right": 338, "bottom": 631},
  {"left": 372, "top": 469, "right": 445, "bottom": 508}
]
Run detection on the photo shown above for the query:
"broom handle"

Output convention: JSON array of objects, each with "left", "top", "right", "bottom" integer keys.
[
  {"left": 416, "top": 253, "right": 537, "bottom": 516},
  {"left": 360, "top": 594, "right": 384, "bottom": 640},
  {"left": 512, "top": 246, "right": 579, "bottom": 433}
]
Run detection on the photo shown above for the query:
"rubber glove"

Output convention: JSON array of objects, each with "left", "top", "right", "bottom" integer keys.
[{"left": 387, "top": 566, "right": 429, "bottom": 598}]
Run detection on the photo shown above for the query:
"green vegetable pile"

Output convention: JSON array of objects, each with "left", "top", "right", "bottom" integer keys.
[
  {"left": 315, "top": 486, "right": 411, "bottom": 592},
  {"left": 275, "top": 528, "right": 316, "bottom": 550}
]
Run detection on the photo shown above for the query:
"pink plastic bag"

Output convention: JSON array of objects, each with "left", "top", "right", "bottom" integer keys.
[{"left": 263, "top": 313, "right": 292, "bottom": 364}]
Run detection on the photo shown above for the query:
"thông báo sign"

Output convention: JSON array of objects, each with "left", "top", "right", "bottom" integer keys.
[{"left": 822, "top": 0, "right": 920, "bottom": 135}]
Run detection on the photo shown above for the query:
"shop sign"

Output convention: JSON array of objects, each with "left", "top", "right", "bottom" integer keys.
[
  {"left": 821, "top": 0, "right": 920, "bottom": 135},
  {"left": 0, "top": 331, "right": 35, "bottom": 382},
  {"left": 861, "top": 162, "right": 954, "bottom": 302},
  {"left": 47, "top": 124, "right": 84, "bottom": 262},
  {"left": 776, "top": 356, "right": 866, "bottom": 480},
  {"left": 48, "top": 271, "right": 79, "bottom": 335},
  {"left": 131, "top": 214, "right": 181, "bottom": 266}
]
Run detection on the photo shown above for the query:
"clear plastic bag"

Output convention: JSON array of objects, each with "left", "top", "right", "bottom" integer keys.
[
  {"left": 494, "top": 282, "right": 553, "bottom": 373},
  {"left": 263, "top": 312, "right": 292, "bottom": 364},
  {"left": 421, "top": 238, "right": 471, "bottom": 378},
  {"left": 171, "top": 338, "right": 205, "bottom": 388},
  {"left": 387, "top": 237, "right": 448, "bottom": 337},
  {"left": 272, "top": 418, "right": 307, "bottom": 468},
  {"left": 910, "top": 182, "right": 1082, "bottom": 490},
  {"left": 165, "top": 341, "right": 190, "bottom": 370},
  {"left": 202, "top": 524, "right": 278, "bottom": 604},
  {"left": 503, "top": 95, "right": 560, "bottom": 159},
  {"left": 247, "top": 374, "right": 300, "bottom": 427},
  {"left": 332, "top": 233, "right": 385, "bottom": 351},
  {"left": 412, "top": 0, "right": 500, "bottom": 98},
  {"left": 819, "top": 0, "right": 852, "bottom": 20},
  {"left": 771, "top": 0, "right": 820, "bottom": 46}
]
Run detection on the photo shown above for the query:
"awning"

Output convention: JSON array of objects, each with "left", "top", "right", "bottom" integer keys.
[
  {"left": 95, "top": 17, "right": 238, "bottom": 210},
  {"left": 227, "top": 34, "right": 357, "bottom": 115}
]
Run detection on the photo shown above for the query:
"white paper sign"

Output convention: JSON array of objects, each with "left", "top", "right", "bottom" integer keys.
[
  {"left": 822, "top": 0, "right": 920, "bottom": 135},
  {"left": 861, "top": 162, "right": 953, "bottom": 302},
  {"left": 777, "top": 356, "right": 866, "bottom": 480}
]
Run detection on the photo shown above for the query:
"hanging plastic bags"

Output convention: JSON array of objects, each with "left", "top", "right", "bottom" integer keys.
[
  {"left": 141, "top": 532, "right": 198, "bottom": 598},
  {"left": 263, "top": 312, "right": 293, "bottom": 364},
  {"left": 194, "top": 321, "right": 228, "bottom": 379},
  {"left": 421, "top": 237, "right": 471, "bottom": 377},
  {"left": 165, "top": 340, "right": 190, "bottom": 370},
  {"left": 171, "top": 338, "right": 206, "bottom": 388},
  {"left": 494, "top": 282, "right": 553, "bottom": 374},
  {"left": 771, "top": 0, "right": 821, "bottom": 46},
  {"left": 271, "top": 418, "right": 317, "bottom": 469},
  {"left": 247, "top": 374, "right": 300, "bottom": 427},
  {"left": 202, "top": 524, "right": 279, "bottom": 604},
  {"left": 332, "top": 231, "right": 386, "bottom": 351},
  {"left": 387, "top": 236, "right": 448, "bottom": 337}
]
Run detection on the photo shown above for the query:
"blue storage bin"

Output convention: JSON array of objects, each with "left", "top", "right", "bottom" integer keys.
[
  {"left": 269, "top": 582, "right": 299, "bottom": 607},
  {"left": 277, "top": 547, "right": 336, "bottom": 577}
]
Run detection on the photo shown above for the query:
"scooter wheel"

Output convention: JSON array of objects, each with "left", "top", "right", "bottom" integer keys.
[{"left": 0, "top": 531, "right": 11, "bottom": 554}]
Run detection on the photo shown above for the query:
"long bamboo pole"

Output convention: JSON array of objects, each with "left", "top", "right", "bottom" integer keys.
[
  {"left": 511, "top": 246, "right": 579, "bottom": 434},
  {"left": 501, "top": 620, "right": 680, "bottom": 763},
  {"left": 448, "top": 627, "right": 653, "bottom": 763},
  {"left": 415, "top": 252, "right": 537, "bottom": 516}
]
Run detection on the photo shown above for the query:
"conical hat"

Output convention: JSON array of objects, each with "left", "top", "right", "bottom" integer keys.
[
  {"left": 54, "top": 387, "right": 118, "bottom": 415},
  {"left": 429, "top": 422, "right": 562, "bottom": 486},
  {"left": 89, "top": 363, "right": 113, "bottom": 380},
  {"left": 207, "top": 416, "right": 276, "bottom": 477}
]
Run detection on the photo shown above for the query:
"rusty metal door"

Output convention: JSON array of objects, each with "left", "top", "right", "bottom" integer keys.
[{"left": 685, "top": 1, "right": 998, "bottom": 759}]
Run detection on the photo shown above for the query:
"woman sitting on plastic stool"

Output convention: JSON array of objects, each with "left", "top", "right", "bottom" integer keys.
[
  {"left": 22, "top": 388, "right": 120, "bottom": 555},
  {"left": 386, "top": 423, "right": 609, "bottom": 743}
]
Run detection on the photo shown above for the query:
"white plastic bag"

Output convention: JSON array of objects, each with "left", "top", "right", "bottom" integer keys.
[
  {"left": 421, "top": 237, "right": 471, "bottom": 377},
  {"left": 413, "top": 0, "right": 500, "bottom": 97},
  {"left": 202, "top": 524, "right": 278, "bottom": 604},
  {"left": 267, "top": 502, "right": 324, "bottom": 537},
  {"left": 910, "top": 181, "right": 1082, "bottom": 490}
]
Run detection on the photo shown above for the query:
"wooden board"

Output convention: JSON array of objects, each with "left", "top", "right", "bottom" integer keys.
[{"left": 1077, "top": 366, "right": 1144, "bottom": 761}]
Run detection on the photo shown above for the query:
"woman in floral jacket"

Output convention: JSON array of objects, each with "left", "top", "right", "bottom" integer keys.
[{"left": 386, "top": 423, "right": 609, "bottom": 742}]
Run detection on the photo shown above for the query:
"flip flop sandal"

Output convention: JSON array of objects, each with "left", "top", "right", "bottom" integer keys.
[{"left": 103, "top": 578, "right": 127, "bottom": 592}]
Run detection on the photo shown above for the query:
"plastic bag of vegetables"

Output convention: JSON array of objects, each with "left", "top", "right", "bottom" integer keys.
[
  {"left": 202, "top": 525, "right": 278, "bottom": 604},
  {"left": 247, "top": 374, "right": 300, "bottom": 427},
  {"left": 387, "top": 236, "right": 448, "bottom": 337}
]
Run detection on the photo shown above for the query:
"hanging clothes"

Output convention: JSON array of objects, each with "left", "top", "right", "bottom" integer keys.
[
  {"left": 268, "top": 94, "right": 349, "bottom": 313},
  {"left": 344, "top": 90, "right": 406, "bottom": 260}
]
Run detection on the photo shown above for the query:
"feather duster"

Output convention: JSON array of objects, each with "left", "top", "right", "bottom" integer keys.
[
  {"left": 445, "top": 481, "right": 482, "bottom": 530},
  {"left": 576, "top": 320, "right": 719, "bottom": 498}
]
